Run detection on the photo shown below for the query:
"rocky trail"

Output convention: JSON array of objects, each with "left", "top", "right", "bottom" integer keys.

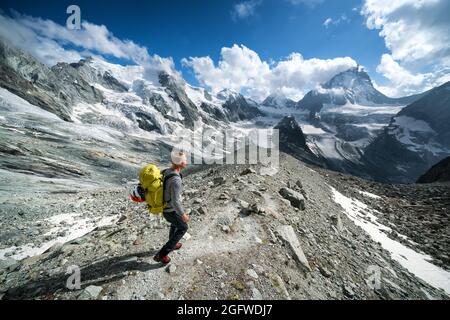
[{"left": 1, "top": 153, "right": 449, "bottom": 300}]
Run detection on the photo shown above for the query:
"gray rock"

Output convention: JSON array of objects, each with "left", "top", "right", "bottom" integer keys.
[
  {"left": 318, "top": 266, "right": 333, "bottom": 278},
  {"left": 271, "top": 274, "right": 291, "bottom": 300},
  {"left": 234, "top": 198, "right": 249, "bottom": 209},
  {"left": 197, "top": 207, "right": 207, "bottom": 215},
  {"left": 219, "top": 193, "right": 230, "bottom": 200},
  {"left": 213, "top": 177, "right": 226, "bottom": 186},
  {"left": 246, "top": 269, "right": 259, "bottom": 279},
  {"left": 343, "top": 284, "right": 355, "bottom": 298},
  {"left": 279, "top": 188, "right": 306, "bottom": 210},
  {"left": 276, "top": 225, "right": 311, "bottom": 272},
  {"left": 78, "top": 285, "right": 103, "bottom": 300},
  {"left": 240, "top": 168, "right": 256, "bottom": 176},
  {"left": 251, "top": 287, "right": 263, "bottom": 300},
  {"left": 166, "top": 264, "right": 177, "bottom": 274},
  {"left": 249, "top": 203, "right": 266, "bottom": 216},
  {"left": 331, "top": 214, "right": 344, "bottom": 232},
  {"left": 0, "top": 258, "right": 19, "bottom": 272}
]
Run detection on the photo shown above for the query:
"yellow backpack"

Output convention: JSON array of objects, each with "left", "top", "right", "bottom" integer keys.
[{"left": 138, "top": 164, "right": 181, "bottom": 215}]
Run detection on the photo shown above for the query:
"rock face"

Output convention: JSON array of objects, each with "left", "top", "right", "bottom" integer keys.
[
  {"left": 274, "top": 116, "right": 326, "bottom": 167},
  {"left": 279, "top": 187, "right": 306, "bottom": 210},
  {"left": 220, "top": 91, "right": 264, "bottom": 122},
  {"left": 417, "top": 157, "right": 450, "bottom": 183},
  {"left": 275, "top": 225, "right": 311, "bottom": 272},
  {"left": 363, "top": 81, "right": 450, "bottom": 183},
  {"left": 0, "top": 39, "right": 105, "bottom": 122}
]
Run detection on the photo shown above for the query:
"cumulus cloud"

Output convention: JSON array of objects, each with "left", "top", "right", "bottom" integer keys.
[
  {"left": 375, "top": 54, "right": 429, "bottom": 97},
  {"left": 362, "top": 0, "right": 450, "bottom": 65},
  {"left": 0, "top": 11, "right": 179, "bottom": 83},
  {"left": 182, "top": 44, "right": 357, "bottom": 101},
  {"left": 362, "top": 0, "right": 450, "bottom": 95},
  {"left": 231, "top": 0, "right": 263, "bottom": 21}
]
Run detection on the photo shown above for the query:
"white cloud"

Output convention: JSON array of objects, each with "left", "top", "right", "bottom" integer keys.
[
  {"left": 323, "top": 14, "right": 350, "bottom": 28},
  {"left": 362, "top": 0, "right": 450, "bottom": 96},
  {"left": 362, "top": 0, "right": 450, "bottom": 65},
  {"left": 375, "top": 54, "right": 429, "bottom": 97},
  {"left": 323, "top": 18, "right": 333, "bottom": 28},
  {"left": 182, "top": 44, "right": 357, "bottom": 101},
  {"left": 231, "top": 0, "right": 263, "bottom": 21},
  {"left": 0, "top": 11, "right": 180, "bottom": 84}
]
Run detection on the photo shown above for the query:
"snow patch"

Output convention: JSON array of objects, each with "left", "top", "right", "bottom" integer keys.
[
  {"left": 301, "top": 124, "right": 326, "bottom": 135},
  {"left": 331, "top": 187, "right": 450, "bottom": 295},
  {"left": 0, "top": 213, "right": 119, "bottom": 261},
  {"left": 357, "top": 190, "right": 382, "bottom": 199}
]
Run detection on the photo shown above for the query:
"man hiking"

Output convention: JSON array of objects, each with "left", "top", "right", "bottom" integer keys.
[{"left": 153, "top": 151, "right": 190, "bottom": 264}]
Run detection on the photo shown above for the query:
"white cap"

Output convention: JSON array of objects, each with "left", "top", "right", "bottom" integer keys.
[{"left": 171, "top": 149, "right": 187, "bottom": 165}]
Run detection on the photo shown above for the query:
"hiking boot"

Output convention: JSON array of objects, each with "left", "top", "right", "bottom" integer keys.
[
  {"left": 153, "top": 254, "right": 171, "bottom": 264},
  {"left": 174, "top": 243, "right": 182, "bottom": 251}
]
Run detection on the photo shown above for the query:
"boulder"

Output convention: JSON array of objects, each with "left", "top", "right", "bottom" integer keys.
[
  {"left": 0, "top": 258, "right": 20, "bottom": 272},
  {"left": 276, "top": 225, "right": 311, "bottom": 272},
  {"left": 246, "top": 269, "right": 259, "bottom": 279},
  {"left": 166, "top": 264, "right": 177, "bottom": 274},
  {"left": 78, "top": 285, "right": 103, "bottom": 300},
  {"left": 240, "top": 168, "right": 256, "bottom": 176},
  {"left": 213, "top": 177, "right": 226, "bottom": 186},
  {"left": 251, "top": 287, "right": 263, "bottom": 300},
  {"left": 279, "top": 188, "right": 306, "bottom": 210}
]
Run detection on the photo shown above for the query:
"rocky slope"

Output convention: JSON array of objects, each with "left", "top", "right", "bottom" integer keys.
[
  {"left": 417, "top": 157, "right": 450, "bottom": 183},
  {"left": 1, "top": 153, "right": 449, "bottom": 300}
]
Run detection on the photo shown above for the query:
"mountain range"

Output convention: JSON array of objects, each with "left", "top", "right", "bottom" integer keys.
[{"left": 0, "top": 36, "right": 449, "bottom": 189}]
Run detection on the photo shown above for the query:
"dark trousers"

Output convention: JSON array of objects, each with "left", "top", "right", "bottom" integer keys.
[{"left": 158, "top": 211, "right": 188, "bottom": 256}]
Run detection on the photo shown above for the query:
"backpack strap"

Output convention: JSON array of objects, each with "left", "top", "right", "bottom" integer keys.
[{"left": 162, "top": 170, "right": 182, "bottom": 203}]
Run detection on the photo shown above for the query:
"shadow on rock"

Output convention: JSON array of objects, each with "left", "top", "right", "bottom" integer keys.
[{"left": 4, "top": 250, "right": 163, "bottom": 300}]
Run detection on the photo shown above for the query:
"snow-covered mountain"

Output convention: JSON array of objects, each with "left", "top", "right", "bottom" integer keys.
[
  {"left": 0, "top": 38, "right": 264, "bottom": 195},
  {"left": 363, "top": 81, "right": 450, "bottom": 183},
  {"left": 262, "top": 93, "right": 297, "bottom": 109},
  {"left": 1, "top": 35, "right": 448, "bottom": 186},
  {"left": 297, "top": 67, "right": 424, "bottom": 115}
]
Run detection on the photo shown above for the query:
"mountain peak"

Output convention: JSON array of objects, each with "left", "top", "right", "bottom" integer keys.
[
  {"left": 323, "top": 65, "right": 372, "bottom": 90},
  {"left": 262, "top": 93, "right": 297, "bottom": 108}
]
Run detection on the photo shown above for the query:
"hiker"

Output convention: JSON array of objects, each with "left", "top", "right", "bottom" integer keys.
[{"left": 153, "top": 151, "right": 190, "bottom": 264}]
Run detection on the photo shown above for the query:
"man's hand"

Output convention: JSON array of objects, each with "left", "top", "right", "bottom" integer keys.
[{"left": 181, "top": 213, "right": 190, "bottom": 223}]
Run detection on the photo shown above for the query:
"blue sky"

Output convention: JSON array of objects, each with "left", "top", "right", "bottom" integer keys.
[{"left": 1, "top": 0, "right": 449, "bottom": 100}]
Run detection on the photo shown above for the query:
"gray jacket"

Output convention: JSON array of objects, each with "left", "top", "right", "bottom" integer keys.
[{"left": 163, "top": 168, "right": 185, "bottom": 215}]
